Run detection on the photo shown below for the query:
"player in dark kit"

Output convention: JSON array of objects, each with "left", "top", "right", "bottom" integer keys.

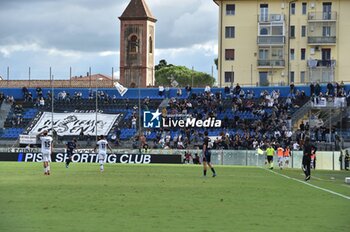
[
  {"left": 65, "top": 138, "right": 77, "bottom": 168},
  {"left": 302, "top": 137, "right": 317, "bottom": 181},
  {"left": 202, "top": 131, "right": 216, "bottom": 177}
]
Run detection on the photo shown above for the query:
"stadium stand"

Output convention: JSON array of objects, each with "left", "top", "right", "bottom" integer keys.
[{"left": 0, "top": 83, "right": 348, "bottom": 151}]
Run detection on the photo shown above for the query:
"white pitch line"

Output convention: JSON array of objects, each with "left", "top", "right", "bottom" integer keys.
[
  {"left": 299, "top": 173, "right": 325, "bottom": 181},
  {"left": 264, "top": 169, "right": 350, "bottom": 201}
]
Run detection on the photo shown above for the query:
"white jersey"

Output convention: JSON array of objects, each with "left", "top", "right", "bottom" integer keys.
[
  {"left": 97, "top": 139, "right": 108, "bottom": 154},
  {"left": 40, "top": 136, "right": 53, "bottom": 154}
]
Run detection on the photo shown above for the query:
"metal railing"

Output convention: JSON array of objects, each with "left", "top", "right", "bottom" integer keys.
[
  {"left": 291, "top": 100, "right": 312, "bottom": 126},
  {"left": 257, "top": 36, "right": 285, "bottom": 44},
  {"left": 308, "top": 12, "right": 337, "bottom": 21},
  {"left": 258, "top": 14, "right": 285, "bottom": 22},
  {"left": 257, "top": 59, "right": 285, "bottom": 67},
  {"left": 308, "top": 36, "right": 336, "bottom": 44}
]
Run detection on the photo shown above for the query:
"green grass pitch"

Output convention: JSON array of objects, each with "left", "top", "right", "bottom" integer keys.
[{"left": 0, "top": 162, "right": 349, "bottom": 232}]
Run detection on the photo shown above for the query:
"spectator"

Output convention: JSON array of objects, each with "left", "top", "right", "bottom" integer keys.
[
  {"left": 177, "top": 88, "right": 182, "bottom": 97},
  {"left": 158, "top": 86, "right": 164, "bottom": 97},
  {"left": 131, "top": 116, "right": 137, "bottom": 129},
  {"left": 309, "top": 82, "right": 315, "bottom": 96},
  {"left": 185, "top": 85, "right": 192, "bottom": 98}
]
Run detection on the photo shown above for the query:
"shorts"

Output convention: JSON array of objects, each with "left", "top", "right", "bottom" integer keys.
[
  {"left": 284, "top": 157, "right": 290, "bottom": 162},
  {"left": 278, "top": 157, "right": 283, "bottom": 163},
  {"left": 98, "top": 152, "right": 107, "bottom": 161},
  {"left": 42, "top": 152, "right": 51, "bottom": 162},
  {"left": 203, "top": 150, "right": 211, "bottom": 163},
  {"left": 267, "top": 156, "right": 273, "bottom": 163},
  {"left": 67, "top": 151, "right": 73, "bottom": 158}
]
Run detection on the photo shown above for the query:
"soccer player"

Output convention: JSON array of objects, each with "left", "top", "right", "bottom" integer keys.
[
  {"left": 283, "top": 146, "right": 291, "bottom": 168},
  {"left": 302, "top": 137, "right": 317, "bottom": 181},
  {"left": 37, "top": 130, "right": 53, "bottom": 175},
  {"left": 65, "top": 138, "right": 77, "bottom": 168},
  {"left": 266, "top": 144, "right": 275, "bottom": 170},
  {"left": 277, "top": 145, "right": 284, "bottom": 169},
  {"left": 202, "top": 131, "right": 216, "bottom": 177},
  {"left": 94, "top": 135, "right": 112, "bottom": 172}
]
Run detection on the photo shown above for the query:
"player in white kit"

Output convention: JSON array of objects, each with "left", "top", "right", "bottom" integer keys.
[
  {"left": 37, "top": 130, "right": 53, "bottom": 175},
  {"left": 94, "top": 135, "right": 112, "bottom": 172}
]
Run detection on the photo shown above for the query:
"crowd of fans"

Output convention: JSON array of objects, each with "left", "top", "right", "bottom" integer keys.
[
  {"left": 0, "top": 83, "right": 348, "bottom": 151},
  {"left": 144, "top": 82, "right": 347, "bottom": 151}
]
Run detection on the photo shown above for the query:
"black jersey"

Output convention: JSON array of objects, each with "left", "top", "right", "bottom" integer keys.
[
  {"left": 303, "top": 143, "right": 317, "bottom": 157},
  {"left": 203, "top": 137, "right": 210, "bottom": 148},
  {"left": 66, "top": 141, "right": 76, "bottom": 153}
]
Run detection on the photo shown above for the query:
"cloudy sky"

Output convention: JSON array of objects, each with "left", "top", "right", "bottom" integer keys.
[{"left": 0, "top": 0, "right": 218, "bottom": 80}]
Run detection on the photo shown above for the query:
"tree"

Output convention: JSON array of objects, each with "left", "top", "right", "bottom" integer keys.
[
  {"left": 155, "top": 59, "right": 173, "bottom": 71},
  {"left": 155, "top": 65, "right": 215, "bottom": 87},
  {"left": 214, "top": 58, "right": 218, "bottom": 70}
]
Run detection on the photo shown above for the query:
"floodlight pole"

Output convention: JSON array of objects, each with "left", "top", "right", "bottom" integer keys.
[
  {"left": 50, "top": 67, "right": 54, "bottom": 135},
  {"left": 138, "top": 68, "right": 142, "bottom": 135}
]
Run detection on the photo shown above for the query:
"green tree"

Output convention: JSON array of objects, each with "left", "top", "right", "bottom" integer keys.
[
  {"left": 155, "top": 65, "right": 215, "bottom": 87},
  {"left": 214, "top": 58, "right": 218, "bottom": 70},
  {"left": 155, "top": 59, "right": 173, "bottom": 71}
]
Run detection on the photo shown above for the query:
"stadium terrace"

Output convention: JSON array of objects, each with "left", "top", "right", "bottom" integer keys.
[{"left": 162, "top": 117, "right": 221, "bottom": 128}]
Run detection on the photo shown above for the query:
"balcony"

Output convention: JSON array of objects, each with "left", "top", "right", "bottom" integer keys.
[
  {"left": 258, "top": 14, "right": 284, "bottom": 23},
  {"left": 257, "top": 60, "right": 285, "bottom": 68},
  {"left": 258, "top": 36, "right": 285, "bottom": 45},
  {"left": 308, "top": 12, "right": 337, "bottom": 21},
  {"left": 308, "top": 36, "right": 336, "bottom": 44},
  {"left": 307, "top": 59, "right": 336, "bottom": 68},
  {"left": 308, "top": 59, "right": 336, "bottom": 83}
]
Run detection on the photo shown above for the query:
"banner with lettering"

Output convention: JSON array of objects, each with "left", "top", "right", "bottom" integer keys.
[{"left": 28, "top": 112, "right": 120, "bottom": 136}]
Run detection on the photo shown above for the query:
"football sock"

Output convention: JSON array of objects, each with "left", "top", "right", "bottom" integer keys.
[
  {"left": 203, "top": 170, "right": 207, "bottom": 176},
  {"left": 270, "top": 162, "right": 273, "bottom": 168},
  {"left": 211, "top": 168, "right": 216, "bottom": 174}
]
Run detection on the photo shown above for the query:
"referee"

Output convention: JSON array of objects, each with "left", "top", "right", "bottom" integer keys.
[
  {"left": 302, "top": 137, "right": 316, "bottom": 181},
  {"left": 202, "top": 131, "right": 216, "bottom": 177},
  {"left": 266, "top": 144, "right": 275, "bottom": 170}
]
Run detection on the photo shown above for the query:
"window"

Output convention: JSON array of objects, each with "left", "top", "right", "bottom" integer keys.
[
  {"left": 225, "top": 26, "right": 235, "bottom": 38},
  {"left": 300, "top": 71, "right": 306, "bottom": 83},
  {"left": 260, "top": 4, "right": 268, "bottom": 21},
  {"left": 290, "top": 25, "right": 295, "bottom": 38},
  {"left": 149, "top": 36, "right": 153, "bottom": 53},
  {"left": 291, "top": 3, "right": 296, "bottom": 15},
  {"left": 323, "top": 26, "right": 331, "bottom": 37},
  {"left": 301, "top": 48, "right": 306, "bottom": 60},
  {"left": 323, "top": 2, "right": 332, "bottom": 20},
  {"left": 260, "top": 27, "right": 269, "bottom": 35},
  {"left": 129, "top": 35, "right": 138, "bottom": 53},
  {"left": 259, "top": 49, "right": 269, "bottom": 60},
  {"left": 225, "top": 72, "right": 234, "bottom": 83},
  {"left": 290, "top": 49, "right": 295, "bottom": 60},
  {"left": 290, "top": 71, "right": 295, "bottom": 83},
  {"left": 226, "top": 4, "right": 235, "bottom": 15},
  {"left": 272, "top": 25, "right": 283, "bottom": 35},
  {"left": 301, "top": 26, "right": 306, "bottom": 37},
  {"left": 302, "top": 3, "right": 307, "bottom": 15},
  {"left": 225, "top": 49, "right": 235, "bottom": 60}
]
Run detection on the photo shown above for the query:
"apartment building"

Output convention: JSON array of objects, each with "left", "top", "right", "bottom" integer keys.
[{"left": 213, "top": 0, "right": 350, "bottom": 87}]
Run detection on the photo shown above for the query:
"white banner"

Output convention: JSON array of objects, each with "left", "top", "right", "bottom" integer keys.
[
  {"left": 334, "top": 97, "right": 347, "bottom": 107},
  {"left": 312, "top": 97, "right": 327, "bottom": 107},
  {"left": 19, "top": 135, "right": 37, "bottom": 144},
  {"left": 28, "top": 112, "right": 120, "bottom": 136},
  {"left": 114, "top": 81, "right": 128, "bottom": 96}
]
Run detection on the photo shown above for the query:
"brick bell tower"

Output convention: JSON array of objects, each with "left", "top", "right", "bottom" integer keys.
[{"left": 119, "top": 0, "right": 157, "bottom": 88}]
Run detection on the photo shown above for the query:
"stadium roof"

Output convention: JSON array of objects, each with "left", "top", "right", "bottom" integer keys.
[{"left": 119, "top": 0, "right": 157, "bottom": 22}]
